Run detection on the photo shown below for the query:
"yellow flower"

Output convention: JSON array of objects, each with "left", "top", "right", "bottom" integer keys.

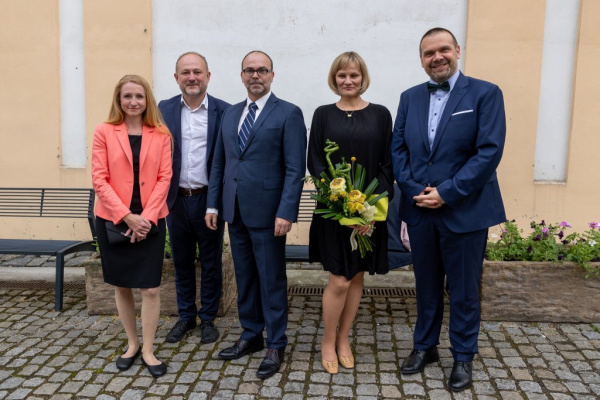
[
  {"left": 320, "top": 178, "right": 325, "bottom": 183},
  {"left": 356, "top": 203, "right": 365, "bottom": 212},
  {"left": 329, "top": 194, "right": 339, "bottom": 202},
  {"left": 330, "top": 177, "right": 346, "bottom": 194},
  {"left": 348, "top": 190, "right": 365, "bottom": 202},
  {"left": 351, "top": 157, "right": 356, "bottom": 162},
  {"left": 347, "top": 163, "right": 351, "bottom": 168},
  {"left": 348, "top": 202, "right": 357, "bottom": 213}
]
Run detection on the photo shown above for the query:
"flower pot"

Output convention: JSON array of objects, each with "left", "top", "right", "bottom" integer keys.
[
  {"left": 84, "top": 252, "right": 236, "bottom": 316},
  {"left": 481, "top": 260, "right": 600, "bottom": 322}
]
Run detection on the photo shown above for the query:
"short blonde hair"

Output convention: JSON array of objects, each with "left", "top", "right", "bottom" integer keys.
[
  {"left": 106, "top": 74, "right": 169, "bottom": 134},
  {"left": 327, "top": 51, "right": 370, "bottom": 96}
]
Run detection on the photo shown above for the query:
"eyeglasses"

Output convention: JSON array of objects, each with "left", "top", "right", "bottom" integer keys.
[{"left": 242, "top": 68, "right": 271, "bottom": 77}]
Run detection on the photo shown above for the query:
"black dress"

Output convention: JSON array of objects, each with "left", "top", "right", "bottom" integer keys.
[
  {"left": 307, "top": 103, "right": 394, "bottom": 280},
  {"left": 95, "top": 135, "right": 166, "bottom": 288}
]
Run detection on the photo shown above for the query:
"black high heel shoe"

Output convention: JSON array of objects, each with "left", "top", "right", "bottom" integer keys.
[
  {"left": 115, "top": 346, "right": 141, "bottom": 371},
  {"left": 141, "top": 356, "right": 167, "bottom": 378}
]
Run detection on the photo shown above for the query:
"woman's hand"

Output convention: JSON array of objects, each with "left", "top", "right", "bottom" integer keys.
[
  {"left": 347, "top": 222, "right": 374, "bottom": 236},
  {"left": 123, "top": 213, "right": 152, "bottom": 242}
]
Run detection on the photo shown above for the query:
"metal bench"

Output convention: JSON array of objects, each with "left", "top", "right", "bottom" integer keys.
[
  {"left": 285, "top": 189, "right": 316, "bottom": 262},
  {"left": 0, "top": 188, "right": 96, "bottom": 311}
]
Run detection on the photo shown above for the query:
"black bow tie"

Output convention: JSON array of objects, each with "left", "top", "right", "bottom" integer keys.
[{"left": 427, "top": 81, "right": 450, "bottom": 93}]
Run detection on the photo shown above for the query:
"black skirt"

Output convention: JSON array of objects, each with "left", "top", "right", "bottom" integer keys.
[
  {"left": 95, "top": 216, "right": 166, "bottom": 288},
  {"left": 309, "top": 215, "right": 389, "bottom": 280}
]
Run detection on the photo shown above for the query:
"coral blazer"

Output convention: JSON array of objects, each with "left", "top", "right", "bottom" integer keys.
[{"left": 92, "top": 122, "right": 173, "bottom": 225}]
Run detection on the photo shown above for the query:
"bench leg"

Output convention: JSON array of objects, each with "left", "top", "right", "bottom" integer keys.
[{"left": 55, "top": 253, "right": 64, "bottom": 311}]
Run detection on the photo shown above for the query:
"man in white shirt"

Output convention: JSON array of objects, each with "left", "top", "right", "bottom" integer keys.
[{"left": 159, "top": 52, "right": 230, "bottom": 344}]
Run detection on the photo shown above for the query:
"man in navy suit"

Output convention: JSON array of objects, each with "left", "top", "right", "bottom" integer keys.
[
  {"left": 205, "top": 50, "right": 307, "bottom": 379},
  {"left": 391, "top": 28, "right": 506, "bottom": 392},
  {"left": 159, "top": 52, "right": 230, "bottom": 344}
]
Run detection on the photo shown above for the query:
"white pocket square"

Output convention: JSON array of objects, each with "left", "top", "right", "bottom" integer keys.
[{"left": 452, "top": 109, "right": 473, "bottom": 116}]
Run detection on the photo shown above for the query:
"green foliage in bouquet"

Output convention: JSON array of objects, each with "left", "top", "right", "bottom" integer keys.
[{"left": 304, "top": 139, "right": 389, "bottom": 257}]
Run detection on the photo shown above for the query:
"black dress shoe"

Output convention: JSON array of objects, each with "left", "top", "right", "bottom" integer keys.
[
  {"left": 115, "top": 346, "right": 140, "bottom": 371},
  {"left": 401, "top": 347, "right": 440, "bottom": 374},
  {"left": 141, "top": 356, "right": 168, "bottom": 378},
  {"left": 200, "top": 320, "right": 219, "bottom": 344},
  {"left": 165, "top": 319, "right": 196, "bottom": 343},
  {"left": 449, "top": 361, "right": 473, "bottom": 392},
  {"left": 257, "top": 348, "right": 284, "bottom": 379},
  {"left": 218, "top": 336, "right": 264, "bottom": 360}
]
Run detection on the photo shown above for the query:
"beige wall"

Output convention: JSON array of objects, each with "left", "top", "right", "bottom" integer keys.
[
  {"left": 466, "top": 0, "right": 546, "bottom": 226},
  {"left": 0, "top": 0, "right": 152, "bottom": 239},
  {"left": 1, "top": 0, "right": 598, "bottom": 240}
]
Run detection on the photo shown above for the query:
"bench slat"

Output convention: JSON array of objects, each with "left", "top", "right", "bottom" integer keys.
[{"left": 0, "top": 188, "right": 96, "bottom": 312}]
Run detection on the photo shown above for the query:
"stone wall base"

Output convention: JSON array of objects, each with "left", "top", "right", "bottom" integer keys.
[
  {"left": 481, "top": 261, "right": 600, "bottom": 323},
  {"left": 84, "top": 252, "right": 236, "bottom": 317}
]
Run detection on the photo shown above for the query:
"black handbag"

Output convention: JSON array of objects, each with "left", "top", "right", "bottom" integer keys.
[{"left": 105, "top": 221, "right": 158, "bottom": 245}]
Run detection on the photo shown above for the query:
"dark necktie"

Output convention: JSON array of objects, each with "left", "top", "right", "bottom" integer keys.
[
  {"left": 238, "top": 102, "right": 257, "bottom": 152},
  {"left": 427, "top": 81, "right": 450, "bottom": 93}
]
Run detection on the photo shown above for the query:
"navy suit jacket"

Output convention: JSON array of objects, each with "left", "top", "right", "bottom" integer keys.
[
  {"left": 208, "top": 93, "right": 307, "bottom": 228},
  {"left": 391, "top": 72, "right": 506, "bottom": 233},
  {"left": 158, "top": 94, "right": 230, "bottom": 209}
]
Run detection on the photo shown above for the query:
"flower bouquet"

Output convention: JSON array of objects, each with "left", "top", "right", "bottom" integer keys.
[{"left": 304, "top": 139, "right": 389, "bottom": 258}]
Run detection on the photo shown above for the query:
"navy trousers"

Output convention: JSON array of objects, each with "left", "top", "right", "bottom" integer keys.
[
  {"left": 227, "top": 203, "right": 288, "bottom": 350},
  {"left": 407, "top": 210, "right": 488, "bottom": 362},
  {"left": 167, "top": 192, "right": 224, "bottom": 322}
]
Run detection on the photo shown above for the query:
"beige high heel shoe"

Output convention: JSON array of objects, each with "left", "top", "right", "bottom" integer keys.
[
  {"left": 338, "top": 353, "right": 355, "bottom": 369},
  {"left": 322, "top": 359, "right": 339, "bottom": 374}
]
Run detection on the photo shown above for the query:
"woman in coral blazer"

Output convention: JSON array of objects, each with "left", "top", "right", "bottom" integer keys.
[{"left": 92, "top": 74, "right": 172, "bottom": 378}]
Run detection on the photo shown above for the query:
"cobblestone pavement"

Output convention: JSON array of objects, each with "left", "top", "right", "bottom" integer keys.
[{"left": 2, "top": 286, "right": 600, "bottom": 400}]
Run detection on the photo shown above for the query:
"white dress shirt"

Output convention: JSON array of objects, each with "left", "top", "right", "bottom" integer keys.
[
  {"left": 427, "top": 70, "right": 460, "bottom": 149},
  {"left": 179, "top": 95, "right": 209, "bottom": 189}
]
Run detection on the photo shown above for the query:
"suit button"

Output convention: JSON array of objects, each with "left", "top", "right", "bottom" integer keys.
[{"left": 428, "top": 161, "right": 433, "bottom": 166}]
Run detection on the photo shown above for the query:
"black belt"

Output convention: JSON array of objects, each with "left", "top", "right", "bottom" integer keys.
[{"left": 178, "top": 187, "right": 207, "bottom": 196}]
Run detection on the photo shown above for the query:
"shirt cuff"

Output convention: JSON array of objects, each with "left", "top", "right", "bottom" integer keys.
[{"left": 206, "top": 208, "right": 219, "bottom": 216}]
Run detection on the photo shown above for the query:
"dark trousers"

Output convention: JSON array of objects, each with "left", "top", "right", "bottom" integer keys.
[
  {"left": 228, "top": 202, "right": 288, "bottom": 350},
  {"left": 407, "top": 210, "right": 488, "bottom": 362},
  {"left": 167, "top": 192, "right": 224, "bottom": 322}
]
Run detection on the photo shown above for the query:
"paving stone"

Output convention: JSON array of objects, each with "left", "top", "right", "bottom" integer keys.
[{"left": 33, "top": 383, "right": 60, "bottom": 395}]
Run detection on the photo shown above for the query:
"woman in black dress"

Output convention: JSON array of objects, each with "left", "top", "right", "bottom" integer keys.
[
  {"left": 308, "top": 52, "right": 394, "bottom": 374},
  {"left": 92, "top": 75, "right": 172, "bottom": 377}
]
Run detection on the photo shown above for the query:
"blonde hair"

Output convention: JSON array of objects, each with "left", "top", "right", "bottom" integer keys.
[
  {"left": 327, "top": 51, "right": 370, "bottom": 96},
  {"left": 106, "top": 74, "right": 169, "bottom": 134}
]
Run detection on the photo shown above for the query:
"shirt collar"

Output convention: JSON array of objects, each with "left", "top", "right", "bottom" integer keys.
[
  {"left": 180, "top": 94, "right": 208, "bottom": 112},
  {"left": 429, "top": 70, "right": 460, "bottom": 92},
  {"left": 245, "top": 91, "right": 272, "bottom": 110}
]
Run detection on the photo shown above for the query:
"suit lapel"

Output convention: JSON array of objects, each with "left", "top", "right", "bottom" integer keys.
[
  {"left": 430, "top": 72, "right": 468, "bottom": 156},
  {"left": 115, "top": 123, "right": 133, "bottom": 166},
  {"left": 230, "top": 101, "right": 245, "bottom": 155},
  {"left": 206, "top": 95, "right": 217, "bottom": 166},
  {"left": 139, "top": 126, "right": 155, "bottom": 170},
  {"left": 416, "top": 85, "right": 431, "bottom": 154},
  {"left": 241, "top": 94, "right": 277, "bottom": 155},
  {"left": 171, "top": 99, "right": 183, "bottom": 152}
]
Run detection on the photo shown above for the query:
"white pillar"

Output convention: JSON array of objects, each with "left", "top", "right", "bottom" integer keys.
[
  {"left": 534, "top": 0, "right": 580, "bottom": 182},
  {"left": 59, "top": 0, "right": 87, "bottom": 168}
]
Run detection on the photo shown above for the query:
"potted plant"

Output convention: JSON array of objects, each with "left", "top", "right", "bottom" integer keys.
[{"left": 481, "top": 220, "right": 600, "bottom": 322}]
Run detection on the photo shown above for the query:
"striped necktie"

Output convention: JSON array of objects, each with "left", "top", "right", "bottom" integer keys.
[{"left": 238, "top": 102, "right": 257, "bottom": 152}]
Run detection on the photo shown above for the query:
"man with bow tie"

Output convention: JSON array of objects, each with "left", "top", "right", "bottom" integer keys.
[{"left": 391, "top": 27, "right": 506, "bottom": 392}]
